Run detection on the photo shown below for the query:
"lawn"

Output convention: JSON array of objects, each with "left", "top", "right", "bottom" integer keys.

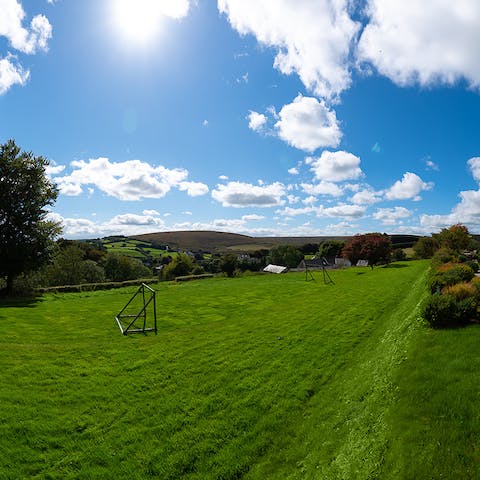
[{"left": 2, "top": 260, "right": 477, "bottom": 478}]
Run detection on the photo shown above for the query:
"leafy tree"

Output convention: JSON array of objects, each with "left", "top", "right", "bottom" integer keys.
[
  {"left": 413, "top": 236, "right": 439, "bottom": 259},
  {"left": 0, "top": 140, "right": 61, "bottom": 294},
  {"left": 267, "top": 244, "right": 304, "bottom": 268},
  {"left": 220, "top": 253, "right": 238, "bottom": 277},
  {"left": 162, "top": 253, "right": 194, "bottom": 280},
  {"left": 433, "top": 224, "right": 473, "bottom": 253},
  {"left": 317, "top": 240, "right": 345, "bottom": 259},
  {"left": 103, "top": 252, "right": 150, "bottom": 281},
  {"left": 46, "top": 244, "right": 85, "bottom": 286},
  {"left": 342, "top": 233, "right": 392, "bottom": 269},
  {"left": 299, "top": 242, "right": 319, "bottom": 255},
  {"left": 81, "top": 260, "right": 106, "bottom": 284},
  {"left": 392, "top": 248, "right": 407, "bottom": 262}
]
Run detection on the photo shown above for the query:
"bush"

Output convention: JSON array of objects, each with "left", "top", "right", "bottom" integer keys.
[
  {"left": 423, "top": 293, "right": 477, "bottom": 328},
  {"left": 465, "top": 260, "right": 479, "bottom": 273},
  {"left": 442, "top": 282, "right": 477, "bottom": 300},
  {"left": 392, "top": 248, "right": 407, "bottom": 261},
  {"left": 162, "top": 253, "right": 194, "bottom": 280},
  {"left": 427, "top": 263, "right": 475, "bottom": 293},
  {"left": 430, "top": 247, "right": 457, "bottom": 268}
]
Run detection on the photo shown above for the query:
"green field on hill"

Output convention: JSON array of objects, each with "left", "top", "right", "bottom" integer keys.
[{"left": 1, "top": 261, "right": 479, "bottom": 479}]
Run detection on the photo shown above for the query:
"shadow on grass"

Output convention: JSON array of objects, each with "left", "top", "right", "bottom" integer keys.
[
  {"left": 0, "top": 294, "right": 43, "bottom": 308},
  {"left": 382, "top": 263, "right": 409, "bottom": 269}
]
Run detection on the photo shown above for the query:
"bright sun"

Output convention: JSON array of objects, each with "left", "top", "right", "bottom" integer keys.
[{"left": 111, "top": 0, "right": 165, "bottom": 46}]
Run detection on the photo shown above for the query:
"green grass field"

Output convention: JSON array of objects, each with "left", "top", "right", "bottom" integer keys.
[
  {"left": 102, "top": 239, "right": 171, "bottom": 260},
  {"left": 1, "top": 261, "right": 479, "bottom": 479}
]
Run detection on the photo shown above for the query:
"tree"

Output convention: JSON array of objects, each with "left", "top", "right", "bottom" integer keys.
[
  {"left": 220, "top": 253, "right": 237, "bottom": 277},
  {"left": 46, "top": 244, "right": 85, "bottom": 286},
  {"left": 413, "top": 236, "right": 439, "bottom": 259},
  {"left": 0, "top": 140, "right": 60, "bottom": 294},
  {"left": 342, "top": 233, "right": 392, "bottom": 269},
  {"left": 433, "top": 224, "right": 473, "bottom": 253},
  {"left": 103, "top": 252, "right": 150, "bottom": 282},
  {"left": 267, "top": 244, "right": 304, "bottom": 268},
  {"left": 317, "top": 240, "right": 345, "bottom": 259},
  {"left": 299, "top": 242, "right": 319, "bottom": 255},
  {"left": 162, "top": 253, "right": 194, "bottom": 280}
]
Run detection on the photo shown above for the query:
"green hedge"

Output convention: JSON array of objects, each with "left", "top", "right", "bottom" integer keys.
[
  {"left": 36, "top": 278, "right": 158, "bottom": 294},
  {"left": 175, "top": 274, "right": 214, "bottom": 282}
]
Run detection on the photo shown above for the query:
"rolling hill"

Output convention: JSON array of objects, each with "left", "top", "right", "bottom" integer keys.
[{"left": 131, "top": 230, "right": 419, "bottom": 253}]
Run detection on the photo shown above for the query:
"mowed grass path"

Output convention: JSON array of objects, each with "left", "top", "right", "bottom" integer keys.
[{"left": 0, "top": 260, "right": 452, "bottom": 479}]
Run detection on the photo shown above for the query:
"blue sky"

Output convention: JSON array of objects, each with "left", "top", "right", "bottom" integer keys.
[{"left": 2, "top": 0, "right": 480, "bottom": 238}]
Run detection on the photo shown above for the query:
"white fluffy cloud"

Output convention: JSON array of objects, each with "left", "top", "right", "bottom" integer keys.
[
  {"left": 421, "top": 190, "right": 480, "bottom": 231},
  {"left": 242, "top": 214, "right": 265, "bottom": 221},
  {"left": 0, "top": 0, "right": 52, "bottom": 54},
  {"left": 421, "top": 157, "right": 480, "bottom": 231},
  {"left": 212, "top": 181, "right": 286, "bottom": 207},
  {"left": 178, "top": 181, "right": 209, "bottom": 197},
  {"left": 108, "top": 213, "right": 165, "bottom": 226},
  {"left": 358, "top": 0, "right": 480, "bottom": 89},
  {"left": 350, "top": 188, "right": 382, "bottom": 205},
  {"left": 0, "top": 54, "right": 29, "bottom": 94},
  {"left": 373, "top": 207, "right": 412, "bottom": 225},
  {"left": 53, "top": 157, "right": 207, "bottom": 201},
  {"left": 219, "top": 0, "right": 360, "bottom": 100},
  {"left": 275, "top": 95, "right": 342, "bottom": 152},
  {"left": 247, "top": 110, "right": 267, "bottom": 131},
  {"left": 48, "top": 212, "right": 166, "bottom": 238},
  {"left": 385, "top": 172, "right": 433, "bottom": 201},
  {"left": 323, "top": 204, "right": 366, "bottom": 219},
  {"left": 468, "top": 157, "right": 480, "bottom": 182},
  {"left": 143, "top": 209, "right": 160, "bottom": 216},
  {"left": 221, "top": 0, "right": 480, "bottom": 101},
  {"left": 277, "top": 203, "right": 366, "bottom": 219},
  {"left": 307, "top": 150, "right": 363, "bottom": 182},
  {"left": 301, "top": 181, "right": 344, "bottom": 197},
  {"left": 0, "top": 0, "right": 52, "bottom": 94}
]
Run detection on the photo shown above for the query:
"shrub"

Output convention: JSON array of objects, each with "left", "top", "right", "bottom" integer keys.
[
  {"left": 430, "top": 247, "right": 457, "bottom": 268},
  {"left": 413, "top": 236, "right": 439, "bottom": 259},
  {"left": 436, "top": 262, "right": 459, "bottom": 272},
  {"left": 427, "top": 264, "right": 475, "bottom": 293},
  {"left": 392, "top": 248, "right": 407, "bottom": 261},
  {"left": 423, "top": 293, "right": 477, "bottom": 328},
  {"left": 465, "top": 260, "right": 479, "bottom": 273},
  {"left": 192, "top": 265, "right": 205, "bottom": 275},
  {"left": 162, "top": 253, "right": 194, "bottom": 280},
  {"left": 442, "top": 282, "right": 477, "bottom": 300}
]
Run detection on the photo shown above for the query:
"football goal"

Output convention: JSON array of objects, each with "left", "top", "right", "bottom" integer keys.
[{"left": 115, "top": 283, "right": 157, "bottom": 335}]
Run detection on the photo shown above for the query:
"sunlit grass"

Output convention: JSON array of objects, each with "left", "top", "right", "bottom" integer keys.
[{"left": 4, "top": 261, "right": 473, "bottom": 479}]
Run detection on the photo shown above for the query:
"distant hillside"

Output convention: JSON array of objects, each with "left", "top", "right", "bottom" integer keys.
[{"left": 131, "top": 230, "right": 419, "bottom": 253}]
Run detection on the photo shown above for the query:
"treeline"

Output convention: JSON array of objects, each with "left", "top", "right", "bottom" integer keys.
[{"left": 4, "top": 233, "right": 420, "bottom": 294}]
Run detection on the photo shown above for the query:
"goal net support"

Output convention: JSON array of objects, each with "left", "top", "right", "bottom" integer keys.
[{"left": 115, "top": 283, "right": 157, "bottom": 335}]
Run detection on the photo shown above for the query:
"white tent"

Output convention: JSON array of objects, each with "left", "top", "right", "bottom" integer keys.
[{"left": 263, "top": 264, "right": 288, "bottom": 274}]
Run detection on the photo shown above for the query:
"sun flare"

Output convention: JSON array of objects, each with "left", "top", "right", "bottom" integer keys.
[{"left": 111, "top": 0, "right": 165, "bottom": 45}]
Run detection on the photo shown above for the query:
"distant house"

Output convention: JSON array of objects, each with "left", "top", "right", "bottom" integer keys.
[
  {"left": 335, "top": 257, "right": 351, "bottom": 268},
  {"left": 356, "top": 259, "right": 369, "bottom": 267},
  {"left": 297, "top": 257, "right": 331, "bottom": 270}
]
